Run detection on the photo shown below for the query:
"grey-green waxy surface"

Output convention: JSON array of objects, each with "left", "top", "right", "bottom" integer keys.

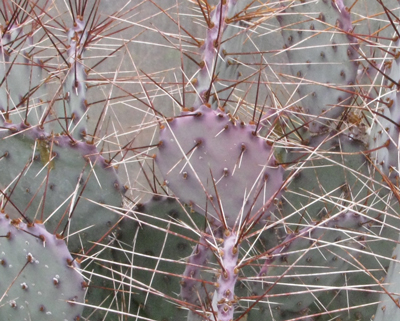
[
  {"left": 0, "top": 125, "right": 126, "bottom": 253},
  {"left": 0, "top": 213, "right": 85, "bottom": 320},
  {"left": 275, "top": 132, "right": 370, "bottom": 224},
  {"left": 251, "top": 211, "right": 368, "bottom": 317},
  {"left": 277, "top": 0, "right": 358, "bottom": 133},
  {"left": 0, "top": 25, "right": 45, "bottom": 127},
  {"left": 369, "top": 95, "right": 400, "bottom": 319},
  {"left": 82, "top": 196, "right": 204, "bottom": 321},
  {"left": 367, "top": 35, "right": 400, "bottom": 182},
  {"left": 374, "top": 238, "right": 400, "bottom": 320}
]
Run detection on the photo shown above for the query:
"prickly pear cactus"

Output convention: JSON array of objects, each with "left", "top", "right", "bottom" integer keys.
[
  {"left": 0, "top": 213, "right": 85, "bottom": 320},
  {"left": 0, "top": 127, "right": 126, "bottom": 252},
  {"left": 3, "top": 0, "right": 400, "bottom": 320},
  {"left": 0, "top": 3, "right": 127, "bottom": 319},
  {"left": 0, "top": 4, "right": 126, "bottom": 255},
  {"left": 136, "top": 1, "right": 400, "bottom": 320},
  {"left": 277, "top": 0, "right": 359, "bottom": 133},
  {"left": 157, "top": 105, "right": 283, "bottom": 228}
]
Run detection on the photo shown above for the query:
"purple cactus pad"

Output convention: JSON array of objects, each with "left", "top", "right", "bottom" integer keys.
[{"left": 157, "top": 105, "right": 283, "bottom": 228}]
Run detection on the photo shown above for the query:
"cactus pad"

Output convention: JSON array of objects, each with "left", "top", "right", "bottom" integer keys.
[
  {"left": 277, "top": 0, "right": 358, "bottom": 133},
  {"left": 0, "top": 213, "right": 85, "bottom": 320},
  {"left": 157, "top": 105, "right": 283, "bottom": 228},
  {"left": 251, "top": 211, "right": 367, "bottom": 316},
  {"left": 0, "top": 124, "right": 126, "bottom": 253},
  {"left": 367, "top": 36, "right": 400, "bottom": 182}
]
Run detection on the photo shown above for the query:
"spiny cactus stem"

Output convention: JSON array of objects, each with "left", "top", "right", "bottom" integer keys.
[
  {"left": 180, "top": 228, "right": 216, "bottom": 303},
  {"left": 193, "top": 0, "right": 240, "bottom": 109},
  {"left": 215, "top": 231, "right": 239, "bottom": 321}
]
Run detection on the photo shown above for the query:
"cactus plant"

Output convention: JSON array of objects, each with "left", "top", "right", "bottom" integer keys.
[
  {"left": 0, "top": 213, "right": 85, "bottom": 320},
  {"left": 2, "top": 0, "right": 400, "bottom": 320}
]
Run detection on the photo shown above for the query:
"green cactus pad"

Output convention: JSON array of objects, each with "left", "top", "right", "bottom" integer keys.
[
  {"left": 367, "top": 35, "right": 400, "bottom": 182},
  {"left": 81, "top": 196, "right": 204, "bottom": 320},
  {"left": 0, "top": 124, "right": 125, "bottom": 253},
  {"left": 118, "top": 196, "right": 202, "bottom": 320},
  {"left": 251, "top": 211, "right": 367, "bottom": 315},
  {"left": 0, "top": 25, "right": 46, "bottom": 127},
  {"left": 277, "top": 0, "right": 358, "bottom": 133},
  {"left": 0, "top": 213, "right": 85, "bottom": 320},
  {"left": 374, "top": 247, "right": 400, "bottom": 320},
  {"left": 280, "top": 132, "right": 370, "bottom": 224}
]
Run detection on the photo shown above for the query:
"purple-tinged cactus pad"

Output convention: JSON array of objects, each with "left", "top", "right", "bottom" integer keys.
[
  {"left": 157, "top": 105, "right": 283, "bottom": 228},
  {"left": 277, "top": 0, "right": 358, "bottom": 133},
  {"left": 0, "top": 213, "right": 85, "bottom": 320}
]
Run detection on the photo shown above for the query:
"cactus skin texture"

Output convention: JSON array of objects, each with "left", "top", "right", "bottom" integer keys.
[
  {"left": 375, "top": 236, "right": 400, "bottom": 320},
  {"left": 157, "top": 105, "right": 283, "bottom": 228},
  {"left": 3, "top": 1, "right": 400, "bottom": 321},
  {"left": 110, "top": 195, "right": 204, "bottom": 321},
  {"left": 0, "top": 213, "right": 85, "bottom": 320},
  {"left": 251, "top": 211, "right": 367, "bottom": 318},
  {"left": 0, "top": 126, "right": 126, "bottom": 253},
  {"left": 0, "top": 2, "right": 126, "bottom": 255},
  {"left": 0, "top": 24, "right": 43, "bottom": 125},
  {"left": 277, "top": 0, "right": 359, "bottom": 134},
  {"left": 367, "top": 35, "right": 400, "bottom": 182},
  {"left": 0, "top": 3, "right": 127, "bottom": 319}
]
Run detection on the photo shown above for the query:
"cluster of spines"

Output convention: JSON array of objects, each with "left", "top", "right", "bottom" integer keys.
[
  {"left": 192, "top": 0, "right": 246, "bottom": 110},
  {"left": 63, "top": 16, "right": 89, "bottom": 140},
  {"left": 2, "top": 1, "right": 400, "bottom": 320}
]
